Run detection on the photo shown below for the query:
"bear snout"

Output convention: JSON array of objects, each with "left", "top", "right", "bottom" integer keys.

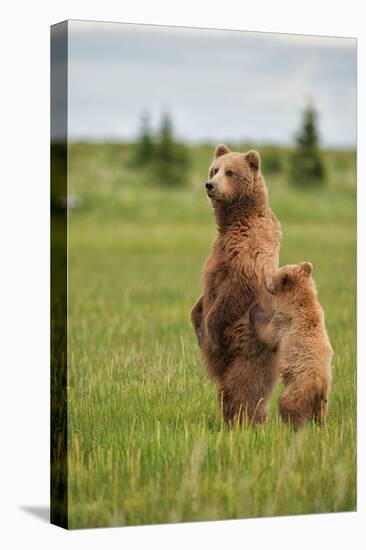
[{"left": 205, "top": 181, "right": 215, "bottom": 194}]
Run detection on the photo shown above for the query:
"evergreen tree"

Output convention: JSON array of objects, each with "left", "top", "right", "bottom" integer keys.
[
  {"left": 154, "top": 112, "right": 189, "bottom": 186},
  {"left": 290, "top": 105, "right": 326, "bottom": 186}
]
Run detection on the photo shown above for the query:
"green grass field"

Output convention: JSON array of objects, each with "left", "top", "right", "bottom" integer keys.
[{"left": 66, "top": 143, "right": 356, "bottom": 528}]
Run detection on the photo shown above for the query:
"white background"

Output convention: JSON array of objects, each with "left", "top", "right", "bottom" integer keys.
[{"left": 0, "top": 1, "right": 363, "bottom": 548}]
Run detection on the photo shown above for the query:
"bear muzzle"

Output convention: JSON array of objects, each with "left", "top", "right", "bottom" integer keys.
[{"left": 205, "top": 181, "right": 216, "bottom": 197}]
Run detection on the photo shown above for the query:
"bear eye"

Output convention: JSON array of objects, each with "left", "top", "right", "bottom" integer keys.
[
  {"left": 226, "top": 170, "right": 234, "bottom": 177},
  {"left": 210, "top": 167, "right": 219, "bottom": 178}
]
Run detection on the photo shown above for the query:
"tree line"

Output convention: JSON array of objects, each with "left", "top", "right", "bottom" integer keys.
[
  {"left": 133, "top": 105, "right": 327, "bottom": 187},
  {"left": 132, "top": 111, "right": 189, "bottom": 186}
]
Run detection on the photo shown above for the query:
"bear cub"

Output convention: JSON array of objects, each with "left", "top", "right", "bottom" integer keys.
[{"left": 249, "top": 262, "right": 333, "bottom": 428}]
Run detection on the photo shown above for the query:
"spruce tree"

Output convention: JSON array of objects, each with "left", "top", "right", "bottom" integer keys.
[
  {"left": 154, "top": 112, "right": 189, "bottom": 186},
  {"left": 290, "top": 105, "right": 325, "bottom": 186}
]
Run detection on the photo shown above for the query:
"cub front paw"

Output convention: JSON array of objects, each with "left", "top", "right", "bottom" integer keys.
[{"left": 249, "top": 303, "right": 269, "bottom": 330}]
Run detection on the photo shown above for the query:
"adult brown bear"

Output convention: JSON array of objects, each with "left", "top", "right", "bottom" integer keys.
[{"left": 191, "top": 144, "right": 282, "bottom": 424}]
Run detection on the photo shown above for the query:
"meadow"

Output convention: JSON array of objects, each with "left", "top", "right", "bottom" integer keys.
[{"left": 66, "top": 143, "right": 356, "bottom": 528}]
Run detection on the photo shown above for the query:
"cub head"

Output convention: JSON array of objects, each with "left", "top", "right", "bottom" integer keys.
[
  {"left": 205, "top": 144, "right": 264, "bottom": 204},
  {"left": 249, "top": 262, "right": 315, "bottom": 347},
  {"left": 265, "top": 262, "right": 315, "bottom": 307}
]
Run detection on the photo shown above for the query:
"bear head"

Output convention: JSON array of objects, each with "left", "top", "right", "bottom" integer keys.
[
  {"left": 264, "top": 262, "right": 316, "bottom": 310},
  {"left": 249, "top": 262, "right": 316, "bottom": 348},
  {"left": 205, "top": 144, "right": 264, "bottom": 205}
]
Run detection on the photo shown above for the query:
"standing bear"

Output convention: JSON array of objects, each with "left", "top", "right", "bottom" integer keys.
[
  {"left": 191, "top": 144, "right": 282, "bottom": 424},
  {"left": 249, "top": 262, "right": 333, "bottom": 428}
]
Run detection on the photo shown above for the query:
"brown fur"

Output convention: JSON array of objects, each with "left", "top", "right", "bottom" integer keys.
[
  {"left": 190, "top": 144, "right": 282, "bottom": 424},
  {"left": 249, "top": 262, "right": 333, "bottom": 429}
]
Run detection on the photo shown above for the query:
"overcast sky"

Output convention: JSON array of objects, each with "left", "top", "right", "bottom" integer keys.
[{"left": 67, "top": 20, "right": 356, "bottom": 148}]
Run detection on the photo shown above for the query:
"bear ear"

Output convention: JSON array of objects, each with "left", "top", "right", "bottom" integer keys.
[
  {"left": 281, "top": 273, "right": 294, "bottom": 291},
  {"left": 214, "top": 144, "right": 231, "bottom": 159},
  {"left": 300, "top": 261, "right": 313, "bottom": 276},
  {"left": 245, "top": 150, "right": 261, "bottom": 172}
]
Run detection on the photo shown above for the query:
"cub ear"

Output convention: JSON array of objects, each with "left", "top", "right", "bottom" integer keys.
[
  {"left": 281, "top": 273, "right": 294, "bottom": 290},
  {"left": 245, "top": 149, "right": 261, "bottom": 172},
  {"left": 214, "top": 144, "right": 231, "bottom": 159},
  {"left": 300, "top": 261, "right": 313, "bottom": 276}
]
